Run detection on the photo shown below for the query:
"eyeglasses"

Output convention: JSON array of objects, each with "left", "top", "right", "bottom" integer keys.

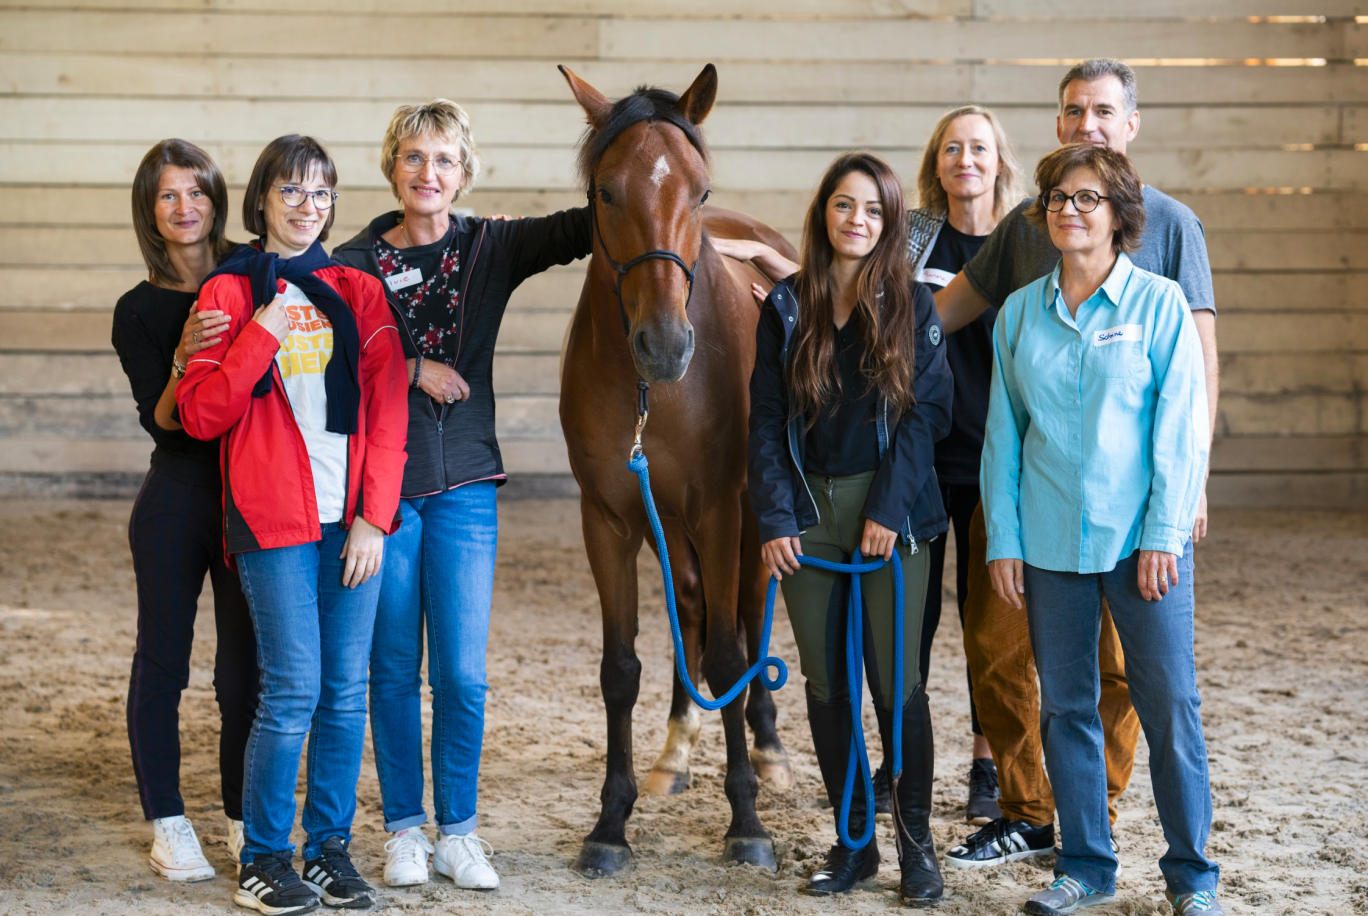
[
  {"left": 277, "top": 185, "right": 337, "bottom": 210},
  {"left": 1042, "top": 189, "right": 1109, "bottom": 213},
  {"left": 397, "top": 153, "right": 462, "bottom": 176}
]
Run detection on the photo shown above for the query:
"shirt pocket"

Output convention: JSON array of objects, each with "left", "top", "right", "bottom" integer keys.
[{"left": 1085, "top": 340, "right": 1146, "bottom": 379}]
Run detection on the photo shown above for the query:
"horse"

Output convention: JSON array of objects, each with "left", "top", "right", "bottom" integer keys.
[{"left": 557, "top": 63, "right": 798, "bottom": 877}]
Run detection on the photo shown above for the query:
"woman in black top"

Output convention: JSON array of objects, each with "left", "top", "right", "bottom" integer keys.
[
  {"left": 110, "top": 139, "right": 258, "bottom": 881},
  {"left": 747, "top": 152, "right": 953, "bottom": 906},
  {"left": 331, "top": 99, "right": 591, "bottom": 890}
]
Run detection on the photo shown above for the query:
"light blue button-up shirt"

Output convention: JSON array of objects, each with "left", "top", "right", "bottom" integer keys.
[{"left": 981, "top": 252, "right": 1209, "bottom": 574}]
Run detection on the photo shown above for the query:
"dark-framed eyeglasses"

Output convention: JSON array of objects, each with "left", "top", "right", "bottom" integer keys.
[
  {"left": 277, "top": 185, "right": 338, "bottom": 210},
  {"left": 397, "top": 153, "right": 461, "bottom": 176},
  {"left": 1042, "top": 189, "right": 1109, "bottom": 213}
]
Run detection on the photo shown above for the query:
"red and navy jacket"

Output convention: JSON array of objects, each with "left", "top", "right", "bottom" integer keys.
[{"left": 175, "top": 264, "right": 409, "bottom": 560}]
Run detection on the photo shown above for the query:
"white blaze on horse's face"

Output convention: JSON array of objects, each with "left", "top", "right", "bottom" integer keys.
[{"left": 650, "top": 154, "right": 671, "bottom": 189}]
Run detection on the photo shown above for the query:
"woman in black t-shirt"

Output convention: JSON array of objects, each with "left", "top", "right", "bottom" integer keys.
[
  {"left": 715, "top": 105, "right": 1022, "bottom": 827},
  {"left": 110, "top": 140, "right": 257, "bottom": 882}
]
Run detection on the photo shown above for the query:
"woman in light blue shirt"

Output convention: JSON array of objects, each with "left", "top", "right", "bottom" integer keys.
[{"left": 980, "top": 144, "right": 1223, "bottom": 916}]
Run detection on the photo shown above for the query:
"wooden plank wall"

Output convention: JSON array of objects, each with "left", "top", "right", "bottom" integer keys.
[{"left": 1, "top": 2, "right": 1365, "bottom": 504}]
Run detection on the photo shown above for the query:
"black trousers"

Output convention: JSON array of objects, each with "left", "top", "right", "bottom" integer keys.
[
  {"left": 126, "top": 468, "right": 259, "bottom": 821},
  {"left": 919, "top": 481, "right": 983, "bottom": 737}
]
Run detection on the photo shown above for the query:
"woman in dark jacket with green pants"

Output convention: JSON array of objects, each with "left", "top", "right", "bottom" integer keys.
[{"left": 748, "top": 151, "right": 953, "bottom": 907}]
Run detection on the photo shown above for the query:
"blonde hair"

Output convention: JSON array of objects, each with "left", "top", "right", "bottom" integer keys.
[
  {"left": 916, "top": 105, "right": 1023, "bottom": 223},
  {"left": 380, "top": 99, "right": 482, "bottom": 200}
]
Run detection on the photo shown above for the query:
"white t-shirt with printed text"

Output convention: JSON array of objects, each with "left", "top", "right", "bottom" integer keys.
[{"left": 275, "top": 281, "right": 349, "bottom": 524}]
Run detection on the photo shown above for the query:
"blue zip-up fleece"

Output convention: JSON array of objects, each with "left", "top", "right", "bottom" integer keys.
[{"left": 747, "top": 275, "right": 954, "bottom": 546}]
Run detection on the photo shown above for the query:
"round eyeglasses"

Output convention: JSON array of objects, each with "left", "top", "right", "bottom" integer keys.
[
  {"left": 276, "top": 185, "right": 337, "bottom": 210},
  {"left": 1042, "top": 189, "right": 1109, "bottom": 213},
  {"left": 397, "top": 153, "right": 462, "bottom": 176}
]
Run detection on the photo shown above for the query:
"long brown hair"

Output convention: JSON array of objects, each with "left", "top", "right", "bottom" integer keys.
[
  {"left": 131, "top": 140, "right": 235, "bottom": 287},
  {"left": 789, "top": 151, "right": 917, "bottom": 426}
]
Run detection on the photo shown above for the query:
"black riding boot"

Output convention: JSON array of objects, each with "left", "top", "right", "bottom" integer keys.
[
  {"left": 803, "top": 690, "right": 879, "bottom": 896},
  {"left": 877, "top": 690, "right": 944, "bottom": 907}
]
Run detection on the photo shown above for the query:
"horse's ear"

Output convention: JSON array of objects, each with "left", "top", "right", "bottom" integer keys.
[
  {"left": 675, "top": 63, "right": 717, "bottom": 126},
  {"left": 559, "top": 65, "right": 612, "bottom": 131}
]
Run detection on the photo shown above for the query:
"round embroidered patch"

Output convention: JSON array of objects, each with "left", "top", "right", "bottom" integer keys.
[{"left": 928, "top": 324, "right": 942, "bottom": 346}]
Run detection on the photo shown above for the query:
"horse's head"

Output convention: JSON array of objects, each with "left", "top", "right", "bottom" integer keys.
[{"left": 561, "top": 64, "right": 717, "bottom": 384}]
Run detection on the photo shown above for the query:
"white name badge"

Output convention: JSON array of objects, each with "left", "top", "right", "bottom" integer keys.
[
  {"left": 1094, "top": 324, "right": 1143, "bottom": 346},
  {"left": 916, "top": 267, "right": 957, "bottom": 289},
  {"left": 385, "top": 267, "right": 422, "bottom": 292}
]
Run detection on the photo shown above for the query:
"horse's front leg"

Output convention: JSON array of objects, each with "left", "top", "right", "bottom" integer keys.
[
  {"left": 643, "top": 520, "right": 704, "bottom": 797},
  {"left": 572, "top": 497, "right": 645, "bottom": 879},
  {"left": 695, "top": 503, "right": 775, "bottom": 871},
  {"left": 739, "top": 494, "right": 793, "bottom": 790}
]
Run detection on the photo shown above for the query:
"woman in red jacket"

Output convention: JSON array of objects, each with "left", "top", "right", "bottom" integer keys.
[{"left": 176, "top": 135, "right": 408, "bottom": 915}]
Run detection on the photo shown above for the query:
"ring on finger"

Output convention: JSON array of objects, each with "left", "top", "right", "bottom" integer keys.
[{"left": 192, "top": 331, "right": 199, "bottom": 343}]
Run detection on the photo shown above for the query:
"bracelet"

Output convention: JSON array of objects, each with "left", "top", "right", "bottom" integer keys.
[
  {"left": 412, "top": 354, "right": 423, "bottom": 388},
  {"left": 171, "top": 356, "right": 188, "bottom": 380}
]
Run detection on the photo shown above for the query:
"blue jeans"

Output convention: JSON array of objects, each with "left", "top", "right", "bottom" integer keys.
[
  {"left": 370, "top": 483, "right": 497, "bottom": 836},
  {"left": 1023, "top": 541, "right": 1218, "bottom": 897},
  {"left": 235, "top": 523, "right": 383, "bottom": 862}
]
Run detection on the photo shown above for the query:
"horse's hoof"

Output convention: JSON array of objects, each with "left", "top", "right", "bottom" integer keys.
[
  {"left": 642, "top": 767, "right": 690, "bottom": 796},
  {"left": 571, "top": 841, "right": 633, "bottom": 879},
  {"left": 750, "top": 748, "right": 794, "bottom": 791},
  {"left": 722, "top": 836, "right": 777, "bottom": 872}
]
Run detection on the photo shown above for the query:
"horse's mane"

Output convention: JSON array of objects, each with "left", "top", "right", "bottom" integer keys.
[{"left": 574, "top": 85, "right": 710, "bottom": 190}]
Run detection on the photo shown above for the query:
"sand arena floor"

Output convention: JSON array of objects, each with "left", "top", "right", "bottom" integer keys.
[{"left": 0, "top": 498, "right": 1365, "bottom": 915}]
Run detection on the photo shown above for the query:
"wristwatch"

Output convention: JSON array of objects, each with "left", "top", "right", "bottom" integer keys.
[{"left": 171, "top": 357, "right": 188, "bottom": 380}]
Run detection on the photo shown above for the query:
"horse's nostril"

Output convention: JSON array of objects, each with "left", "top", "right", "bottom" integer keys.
[{"left": 636, "top": 330, "right": 652, "bottom": 359}]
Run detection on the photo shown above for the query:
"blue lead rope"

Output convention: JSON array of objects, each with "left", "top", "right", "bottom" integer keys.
[{"left": 627, "top": 450, "right": 904, "bottom": 850}]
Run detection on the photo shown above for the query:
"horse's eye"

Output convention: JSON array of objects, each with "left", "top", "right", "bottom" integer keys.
[
  {"left": 700, "top": 189, "right": 710, "bottom": 205},
  {"left": 598, "top": 188, "right": 613, "bottom": 205}
]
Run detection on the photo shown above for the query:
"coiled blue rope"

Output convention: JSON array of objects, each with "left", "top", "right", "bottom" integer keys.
[{"left": 627, "top": 451, "right": 904, "bottom": 850}]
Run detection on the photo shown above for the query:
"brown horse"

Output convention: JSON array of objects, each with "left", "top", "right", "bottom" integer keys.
[{"left": 558, "top": 63, "right": 797, "bottom": 876}]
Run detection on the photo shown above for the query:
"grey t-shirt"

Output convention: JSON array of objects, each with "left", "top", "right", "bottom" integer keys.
[{"left": 962, "top": 185, "right": 1216, "bottom": 314}]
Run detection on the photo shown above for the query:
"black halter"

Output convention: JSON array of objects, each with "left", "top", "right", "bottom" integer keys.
[{"left": 587, "top": 188, "right": 700, "bottom": 336}]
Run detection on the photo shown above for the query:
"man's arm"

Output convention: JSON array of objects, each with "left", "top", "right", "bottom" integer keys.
[
  {"left": 933, "top": 271, "right": 993, "bottom": 335},
  {"left": 1190, "top": 309, "right": 1219, "bottom": 542}
]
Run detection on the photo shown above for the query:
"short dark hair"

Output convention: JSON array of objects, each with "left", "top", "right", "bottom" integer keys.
[
  {"left": 242, "top": 135, "right": 339, "bottom": 242},
  {"left": 131, "top": 139, "right": 236, "bottom": 287},
  {"left": 1026, "top": 144, "right": 1145, "bottom": 255}
]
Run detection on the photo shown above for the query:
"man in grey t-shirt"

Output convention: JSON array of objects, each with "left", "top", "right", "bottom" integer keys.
[{"left": 938, "top": 59, "right": 1227, "bottom": 916}]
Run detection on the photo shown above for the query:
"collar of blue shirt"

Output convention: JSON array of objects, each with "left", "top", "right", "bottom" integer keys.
[{"left": 1046, "top": 251, "right": 1135, "bottom": 311}]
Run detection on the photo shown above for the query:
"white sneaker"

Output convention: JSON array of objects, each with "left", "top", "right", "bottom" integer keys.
[
  {"left": 149, "top": 815, "right": 216, "bottom": 882},
  {"left": 433, "top": 832, "right": 499, "bottom": 889},
  {"left": 383, "top": 827, "right": 434, "bottom": 887},
  {"left": 227, "top": 819, "right": 245, "bottom": 874}
]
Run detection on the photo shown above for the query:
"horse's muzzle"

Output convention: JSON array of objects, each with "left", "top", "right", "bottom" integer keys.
[{"left": 631, "top": 319, "right": 695, "bottom": 384}]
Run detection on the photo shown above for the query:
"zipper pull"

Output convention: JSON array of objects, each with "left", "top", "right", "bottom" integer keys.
[{"left": 437, "top": 421, "right": 444, "bottom": 435}]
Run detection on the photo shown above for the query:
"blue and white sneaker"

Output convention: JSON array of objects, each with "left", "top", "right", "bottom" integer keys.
[
  {"left": 1166, "top": 890, "right": 1226, "bottom": 915},
  {"left": 1025, "top": 874, "right": 1116, "bottom": 915}
]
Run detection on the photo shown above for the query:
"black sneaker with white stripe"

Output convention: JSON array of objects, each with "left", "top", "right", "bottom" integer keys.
[
  {"left": 236, "top": 852, "right": 320, "bottom": 915},
  {"left": 945, "top": 817, "right": 1055, "bottom": 868},
  {"left": 302, "top": 837, "right": 375, "bottom": 909}
]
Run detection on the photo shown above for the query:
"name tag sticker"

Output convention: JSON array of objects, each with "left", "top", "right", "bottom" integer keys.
[
  {"left": 385, "top": 267, "right": 422, "bottom": 292},
  {"left": 1094, "top": 324, "right": 1143, "bottom": 346},
  {"left": 916, "top": 267, "right": 956, "bottom": 289}
]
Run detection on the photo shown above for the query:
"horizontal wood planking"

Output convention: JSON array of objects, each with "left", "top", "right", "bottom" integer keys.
[
  {"left": 6, "top": 142, "right": 1366, "bottom": 191},
  {"left": 4, "top": 12, "right": 1357, "bottom": 60},
  {"left": 1218, "top": 393, "right": 1364, "bottom": 437},
  {"left": 1210, "top": 436, "right": 1368, "bottom": 473},
  {"left": 5, "top": 54, "right": 1365, "bottom": 105},
  {"left": 3, "top": 0, "right": 1366, "bottom": 18},
  {"left": 4, "top": 98, "right": 1358, "bottom": 151},
  {"left": 1207, "top": 472, "right": 1368, "bottom": 509}
]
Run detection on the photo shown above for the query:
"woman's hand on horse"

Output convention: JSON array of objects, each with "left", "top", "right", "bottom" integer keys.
[
  {"left": 1136, "top": 550, "right": 1180, "bottom": 601},
  {"left": 860, "top": 519, "right": 897, "bottom": 562},
  {"left": 761, "top": 537, "right": 803, "bottom": 580},
  {"left": 711, "top": 237, "right": 766, "bottom": 262},
  {"left": 414, "top": 359, "right": 470, "bottom": 403},
  {"left": 179, "top": 301, "right": 230, "bottom": 361},
  {"left": 251, "top": 294, "right": 292, "bottom": 343},
  {"left": 988, "top": 558, "right": 1025, "bottom": 610},
  {"left": 340, "top": 516, "right": 385, "bottom": 589}
]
